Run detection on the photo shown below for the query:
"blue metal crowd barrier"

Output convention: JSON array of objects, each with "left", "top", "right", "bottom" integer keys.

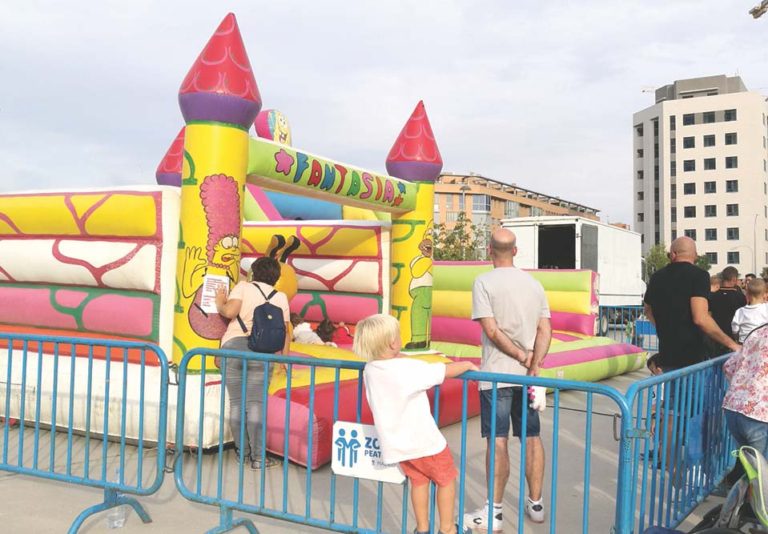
[
  {"left": 617, "top": 355, "right": 734, "bottom": 533},
  {"left": 0, "top": 333, "right": 733, "bottom": 533},
  {"left": 174, "top": 347, "right": 642, "bottom": 534},
  {"left": 0, "top": 333, "right": 169, "bottom": 533},
  {"left": 598, "top": 305, "right": 660, "bottom": 353}
]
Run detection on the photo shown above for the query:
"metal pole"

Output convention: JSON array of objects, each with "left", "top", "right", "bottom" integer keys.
[{"left": 754, "top": 213, "right": 758, "bottom": 275}]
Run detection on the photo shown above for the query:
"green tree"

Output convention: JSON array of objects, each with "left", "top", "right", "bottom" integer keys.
[
  {"left": 433, "top": 212, "right": 486, "bottom": 261},
  {"left": 695, "top": 254, "right": 711, "bottom": 272},
  {"left": 644, "top": 243, "right": 669, "bottom": 280}
]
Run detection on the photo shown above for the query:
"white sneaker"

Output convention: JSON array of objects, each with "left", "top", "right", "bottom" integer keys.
[
  {"left": 463, "top": 502, "right": 503, "bottom": 532},
  {"left": 525, "top": 497, "right": 545, "bottom": 523}
]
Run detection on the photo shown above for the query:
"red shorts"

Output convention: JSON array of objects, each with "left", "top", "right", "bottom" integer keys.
[{"left": 399, "top": 446, "right": 458, "bottom": 488}]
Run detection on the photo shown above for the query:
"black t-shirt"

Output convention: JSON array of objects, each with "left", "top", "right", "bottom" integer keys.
[
  {"left": 708, "top": 287, "right": 747, "bottom": 338},
  {"left": 644, "top": 262, "right": 710, "bottom": 369}
]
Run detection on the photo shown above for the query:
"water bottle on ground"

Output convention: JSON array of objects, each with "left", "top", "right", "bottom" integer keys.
[{"left": 106, "top": 467, "right": 128, "bottom": 529}]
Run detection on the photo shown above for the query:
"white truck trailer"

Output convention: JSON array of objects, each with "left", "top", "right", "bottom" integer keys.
[{"left": 501, "top": 215, "right": 645, "bottom": 317}]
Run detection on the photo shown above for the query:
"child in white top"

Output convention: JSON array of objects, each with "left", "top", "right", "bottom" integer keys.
[
  {"left": 356, "top": 314, "right": 476, "bottom": 534},
  {"left": 731, "top": 278, "right": 768, "bottom": 343}
]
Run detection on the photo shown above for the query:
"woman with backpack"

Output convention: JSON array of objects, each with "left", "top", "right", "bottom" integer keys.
[{"left": 215, "top": 256, "right": 291, "bottom": 470}]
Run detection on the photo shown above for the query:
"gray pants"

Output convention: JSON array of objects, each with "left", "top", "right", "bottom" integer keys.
[{"left": 221, "top": 337, "right": 267, "bottom": 461}]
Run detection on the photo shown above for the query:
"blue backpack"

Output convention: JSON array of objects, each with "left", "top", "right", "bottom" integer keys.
[{"left": 237, "top": 283, "right": 286, "bottom": 353}]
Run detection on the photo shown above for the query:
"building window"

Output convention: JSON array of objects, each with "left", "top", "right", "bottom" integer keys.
[
  {"left": 683, "top": 183, "right": 696, "bottom": 194},
  {"left": 671, "top": 230, "right": 678, "bottom": 240},
  {"left": 703, "top": 111, "right": 715, "bottom": 124},
  {"left": 446, "top": 211, "right": 459, "bottom": 222},
  {"left": 724, "top": 109, "right": 737, "bottom": 122},
  {"left": 684, "top": 229, "right": 697, "bottom": 240},
  {"left": 684, "top": 206, "right": 696, "bottom": 218},
  {"left": 504, "top": 201, "right": 520, "bottom": 218},
  {"left": 705, "top": 228, "right": 717, "bottom": 241},
  {"left": 635, "top": 124, "right": 644, "bottom": 136},
  {"left": 472, "top": 194, "right": 491, "bottom": 212},
  {"left": 727, "top": 204, "right": 739, "bottom": 216},
  {"left": 457, "top": 193, "right": 465, "bottom": 210},
  {"left": 727, "top": 227, "right": 740, "bottom": 240},
  {"left": 704, "top": 181, "right": 716, "bottom": 193},
  {"left": 671, "top": 184, "right": 677, "bottom": 199},
  {"left": 725, "top": 132, "right": 737, "bottom": 145},
  {"left": 637, "top": 170, "right": 644, "bottom": 180},
  {"left": 637, "top": 191, "right": 644, "bottom": 201},
  {"left": 704, "top": 205, "right": 717, "bottom": 217},
  {"left": 654, "top": 187, "right": 659, "bottom": 202},
  {"left": 684, "top": 160, "right": 696, "bottom": 172},
  {"left": 636, "top": 149, "right": 644, "bottom": 158},
  {"left": 670, "top": 138, "right": 676, "bottom": 154},
  {"left": 683, "top": 136, "right": 695, "bottom": 149},
  {"left": 683, "top": 113, "right": 695, "bottom": 126},
  {"left": 726, "top": 156, "right": 738, "bottom": 169},
  {"left": 706, "top": 252, "right": 718, "bottom": 264},
  {"left": 726, "top": 180, "right": 739, "bottom": 192},
  {"left": 704, "top": 158, "right": 716, "bottom": 170},
  {"left": 703, "top": 134, "right": 716, "bottom": 147},
  {"left": 654, "top": 210, "right": 660, "bottom": 224},
  {"left": 728, "top": 251, "right": 740, "bottom": 264},
  {"left": 670, "top": 161, "right": 676, "bottom": 176},
  {"left": 637, "top": 212, "right": 644, "bottom": 222},
  {"left": 671, "top": 207, "right": 677, "bottom": 222},
  {"left": 530, "top": 206, "right": 543, "bottom": 216},
  {"left": 670, "top": 115, "right": 676, "bottom": 130}
]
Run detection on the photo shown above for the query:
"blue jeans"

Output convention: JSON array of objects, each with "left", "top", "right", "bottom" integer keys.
[
  {"left": 222, "top": 337, "right": 267, "bottom": 461},
  {"left": 725, "top": 409, "right": 768, "bottom": 458}
]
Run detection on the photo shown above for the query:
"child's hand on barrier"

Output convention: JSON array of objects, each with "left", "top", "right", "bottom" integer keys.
[{"left": 213, "top": 356, "right": 221, "bottom": 369}]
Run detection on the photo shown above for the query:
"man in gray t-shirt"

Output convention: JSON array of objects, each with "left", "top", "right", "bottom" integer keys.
[{"left": 464, "top": 228, "right": 552, "bottom": 530}]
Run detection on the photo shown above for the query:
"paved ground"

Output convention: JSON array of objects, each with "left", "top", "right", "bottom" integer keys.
[{"left": 0, "top": 367, "right": 727, "bottom": 533}]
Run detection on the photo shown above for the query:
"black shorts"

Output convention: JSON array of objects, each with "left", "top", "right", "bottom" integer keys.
[{"left": 480, "top": 387, "right": 540, "bottom": 439}]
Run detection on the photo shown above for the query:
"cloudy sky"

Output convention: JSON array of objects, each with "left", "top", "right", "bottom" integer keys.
[{"left": 1, "top": 1, "right": 766, "bottom": 224}]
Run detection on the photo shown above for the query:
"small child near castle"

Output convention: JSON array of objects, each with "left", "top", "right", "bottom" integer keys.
[{"left": 355, "top": 313, "right": 476, "bottom": 534}]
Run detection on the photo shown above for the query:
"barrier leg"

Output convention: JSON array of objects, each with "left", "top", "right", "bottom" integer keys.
[
  {"left": 67, "top": 488, "right": 152, "bottom": 534},
  {"left": 205, "top": 505, "right": 259, "bottom": 534}
]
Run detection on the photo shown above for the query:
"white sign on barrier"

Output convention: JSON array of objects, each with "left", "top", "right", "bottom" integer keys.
[{"left": 331, "top": 421, "right": 405, "bottom": 484}]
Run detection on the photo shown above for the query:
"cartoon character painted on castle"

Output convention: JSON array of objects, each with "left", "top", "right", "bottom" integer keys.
[
  {"left": 182, "top": 173, "right": 242, "bottom": 339},
  {"left": 404, "top": 224, "right": 433, "bottom": 350},
  {"left": 255, "top": 109, "right": 291, "bottom": 147}
]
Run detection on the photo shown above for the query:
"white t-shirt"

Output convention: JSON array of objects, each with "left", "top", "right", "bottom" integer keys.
[
  {"left": 221, "top": 281, "right": 290, "bottom": 346},
  {"left": 363, "top": 358, "right": 446, "bottom": 464},
  {"left": 731, "top": 303, "right": 768, "bottom": 343},
  {"left": 472, "top": 266, "right": 550, "bottom": 390}
]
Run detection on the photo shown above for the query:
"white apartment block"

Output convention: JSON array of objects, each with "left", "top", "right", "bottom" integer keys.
[{"left": 633, "top": 75, "right": 768, "bottom": 274}]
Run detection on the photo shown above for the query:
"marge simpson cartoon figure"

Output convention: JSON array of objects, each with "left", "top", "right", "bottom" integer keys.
[
  {"left": 405, "top": 225, "right": 433, "bottom": 350},
  {"left": 183, "top": 173, "right": 242, "bottom": 339}
]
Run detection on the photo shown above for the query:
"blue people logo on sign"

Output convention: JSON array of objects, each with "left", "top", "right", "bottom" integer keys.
[{"left": 335, "top": 428, "right": 362, "bottom": 467}]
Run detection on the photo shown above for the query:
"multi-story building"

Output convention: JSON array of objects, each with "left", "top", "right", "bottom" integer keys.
[
  {"left": 633, "top": 75, "right": 768, "bottom": 274},
  {"left": 434, "top": 173, "right": 599, "bottom": 247}
]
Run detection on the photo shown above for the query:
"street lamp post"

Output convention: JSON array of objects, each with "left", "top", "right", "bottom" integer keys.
[
  {"left": 459, "top": 184, "right": 472, "bottom": 260},
  {"left": 754, "top": 213, "right": 758, "bottom": 276}
]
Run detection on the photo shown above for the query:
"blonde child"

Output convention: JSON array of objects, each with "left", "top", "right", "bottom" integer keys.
[
  {"left": 731, "top": 278, "right": 768, "bottom": 343},
  {"left": 355, "top": 314, "right": 476, "bottom": 534}
]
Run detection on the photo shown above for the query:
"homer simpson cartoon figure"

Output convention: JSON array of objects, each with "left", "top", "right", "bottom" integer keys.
[{"left": 404, "top": 227, "right": 433, "bottom": 350}]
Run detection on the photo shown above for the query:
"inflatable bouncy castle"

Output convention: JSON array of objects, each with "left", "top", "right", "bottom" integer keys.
[{"left": 0, "top": 13, "right": 645, "bottom": 469}]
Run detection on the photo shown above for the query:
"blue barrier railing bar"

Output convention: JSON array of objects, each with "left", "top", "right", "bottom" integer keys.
[{"left": 0, "top": 333, "right": 169, "bottom": 534}]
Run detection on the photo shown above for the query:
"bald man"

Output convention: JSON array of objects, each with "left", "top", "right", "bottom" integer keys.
[
  {"left": 643, "top": 237, "right": 740, "bottom": 370},
  {"left": 465, "top": 228, "right": 552, "bottom": 529}
]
